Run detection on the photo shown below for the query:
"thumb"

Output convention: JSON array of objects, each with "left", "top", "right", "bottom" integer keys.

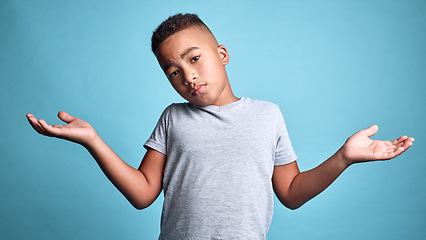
[
  {"left": 57, "top": 111, "right": 75, "bottom": 124},
  {"left": 362, "top": 125, "right": 379, "bottom": 137}
]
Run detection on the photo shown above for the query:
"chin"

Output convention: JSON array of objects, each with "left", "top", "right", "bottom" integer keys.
[
  {"left": 188, "top": 100, "right": 209, "bottom": 107},
  {"left": 187, "top": 97, "right": 214, "bottom": 107}
]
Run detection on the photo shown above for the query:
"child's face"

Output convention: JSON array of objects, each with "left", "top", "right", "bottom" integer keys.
[{"left": 155, "top": 27, "right": 237, "bottom": 106}]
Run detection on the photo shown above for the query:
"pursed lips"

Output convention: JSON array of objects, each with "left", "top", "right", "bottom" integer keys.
[{"left": 191, "top": 83, "right": 207, "bottom": 96}]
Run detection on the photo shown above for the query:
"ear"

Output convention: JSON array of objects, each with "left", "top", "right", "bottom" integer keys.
[{"left": 217, "top": 45, "right": 229, "bottom": 66}]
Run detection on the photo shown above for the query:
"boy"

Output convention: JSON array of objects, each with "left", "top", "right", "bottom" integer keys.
[{"left": 26, "top": 13, "right": 414, "bottom": 239}]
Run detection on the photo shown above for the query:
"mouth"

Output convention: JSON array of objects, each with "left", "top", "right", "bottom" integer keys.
[{"left": 191, "top": 84, "right": 207, "bottom": 96}]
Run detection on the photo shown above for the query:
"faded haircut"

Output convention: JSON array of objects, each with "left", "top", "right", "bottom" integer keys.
[{"left": 151, "top": 13, "right": 213, "bottom": 54}]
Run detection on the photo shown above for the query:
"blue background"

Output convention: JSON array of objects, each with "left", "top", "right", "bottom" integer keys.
[{"left": 1, "top": 0, "right": 425, "bottom": 239}]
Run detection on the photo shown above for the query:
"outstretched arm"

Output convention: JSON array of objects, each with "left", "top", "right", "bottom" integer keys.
[
  {"left": 273, "top": 125, "right": 414, "bottom": 210},
  {"left": 26, "top": 112, "right": 166, "bottom": 209}
]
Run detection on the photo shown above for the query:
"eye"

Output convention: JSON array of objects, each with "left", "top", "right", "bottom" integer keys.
[
  {"left": 191, "top": 55, "right": 200, "bottom": 63},
  {"left": 168, "top": 70, "right": 179, "bottom": 78}
]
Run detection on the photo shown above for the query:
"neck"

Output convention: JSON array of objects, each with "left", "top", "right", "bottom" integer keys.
[{"left": 211, "top": 80, "right": 239, "bottom": 106}]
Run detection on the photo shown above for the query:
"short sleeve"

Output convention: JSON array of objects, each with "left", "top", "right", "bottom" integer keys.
[
  {"left": 274, "top": 106, "right": 297, "bottom": 166},
  {"left": 143, "top": 105, "right": 172, "bottom": 156}
]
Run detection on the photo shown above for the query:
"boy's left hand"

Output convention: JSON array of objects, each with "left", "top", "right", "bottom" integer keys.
[{"left": 340, "top": 125, "right": 414, "bottom": 166}]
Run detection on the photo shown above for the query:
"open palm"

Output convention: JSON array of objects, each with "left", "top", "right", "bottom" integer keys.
[
  {"left": 26, "top": 111, "right": 97, "bottom": 146},
  {"left": 341, "top": 125, "right": 414, "bottom": 165}
]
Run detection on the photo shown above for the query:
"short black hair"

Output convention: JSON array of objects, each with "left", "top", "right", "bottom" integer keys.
[{"left": 151, "top": 13, "right": 212, "bottom": 54}]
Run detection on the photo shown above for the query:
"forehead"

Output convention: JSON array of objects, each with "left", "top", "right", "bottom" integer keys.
[{"left": 155, "top": 27, "right": 217, "bottom": 67}]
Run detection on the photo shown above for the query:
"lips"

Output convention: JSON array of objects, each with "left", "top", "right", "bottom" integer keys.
[{"left": 191, "top": 84, "right": 207, "bottom": 96}]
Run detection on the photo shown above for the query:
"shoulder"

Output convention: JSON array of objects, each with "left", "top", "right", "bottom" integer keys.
[
  {"left": 162, "top": 102, "right": 192, "bottom": 114},
  {"left": 243, "top": 98, "right": 282, "bottom": 114},
  {"left": 158, "top": 102, "right": 200, "bottom": 121},
  {"left": 244, "top": 97, "right": 279, "bottom": 107}
]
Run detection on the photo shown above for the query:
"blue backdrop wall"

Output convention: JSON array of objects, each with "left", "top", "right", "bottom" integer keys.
[{"left": 1, "top": 0, "right": 425, "bottom": 239}]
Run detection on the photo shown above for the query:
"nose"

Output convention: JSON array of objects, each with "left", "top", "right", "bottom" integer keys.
[{"left": 184, "top": 68, "right": 197, "bottom": 86}]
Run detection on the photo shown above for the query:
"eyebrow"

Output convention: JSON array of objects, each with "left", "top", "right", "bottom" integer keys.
[
  {"left": 164, "top": 47, "right": 200, "bottom": 71},
  {"left": 180, "top": 47, "right": 199, "bottom": 58}
]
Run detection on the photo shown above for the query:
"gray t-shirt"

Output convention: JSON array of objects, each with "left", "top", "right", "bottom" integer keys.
[{"left": 144, "top": 97, "right": 297, "bottom": 239}]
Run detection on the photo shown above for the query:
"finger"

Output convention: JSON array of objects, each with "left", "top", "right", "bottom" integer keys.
[
  {"left": 27, "top": 114, "right": 49, "bottom": 135},
  {"left": 389, "top": 140, "right": 404, "bottom": 149},
  {"left": 394, "top": 135, "right": 407, "bottom": 143},
  {"left": 38, "top": 119, "right": 59, "bottom": 137},
  {"left": 58, "top": 111, "right": 75, "bottom": 124},
  {"left": 392, "top": 147, "right": 408, "bottom": 158},
  {"left": 384, "top": 140, "right": 413, "bottom": 159},
  {"left": 400, "top": 138, "right": 414, "bottom": 150},
  {"left": 361, "top": 125, "right": 379, "bottom": 137},
  {"left": 391, "top": 136, "right": 408, "bottom": 146},
  {"left": 392, "top": 136, "right": 415, "bottom": 150}
]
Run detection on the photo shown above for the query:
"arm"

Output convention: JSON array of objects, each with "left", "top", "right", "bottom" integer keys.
[
  {"left": 26, "top": 111, "right": 166, "bottom": 210},
  {"left": 272, "top": 125, "right": 414, "bottom": 210}
]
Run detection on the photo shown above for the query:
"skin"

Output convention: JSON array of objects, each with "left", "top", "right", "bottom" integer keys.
[
  {"left": 155, "top": 26, "right": 239, "bottom": 107},
  {"left": 26, "top": 26, "right": 415, "bottom": 211}
]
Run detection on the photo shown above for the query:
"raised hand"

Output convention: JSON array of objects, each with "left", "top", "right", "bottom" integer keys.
[
  {"left": 26, "top": 111, "right": 98, "bottom": 146},
  {"left": 340, "top": 125, "right": 414, "bottom": 165}
]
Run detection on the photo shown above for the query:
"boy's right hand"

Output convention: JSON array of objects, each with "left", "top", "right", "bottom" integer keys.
[{"left": 26, "top": 111, "right": 98, "bottom": 147}]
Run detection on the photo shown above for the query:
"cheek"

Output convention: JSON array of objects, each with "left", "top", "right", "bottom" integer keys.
[
  {"left": 200, "top": 58, "right": 222, "bottom": 77},
  {"left": 172, "top": 82, "right": 184, "bottom": 92},
  {"left": 169, "top": 80, "right": 181, "bottom": 91},
  {"left": 173, "top": 83, "right": 190, "bottom": 99}
]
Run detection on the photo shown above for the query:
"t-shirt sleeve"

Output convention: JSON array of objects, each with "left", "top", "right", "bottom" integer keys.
[
  {"left": 143, "top": 105, "right": 171, "bottom": 156},
  {"left": 274, "top": 106, "right": 297, "bottom": 166}
]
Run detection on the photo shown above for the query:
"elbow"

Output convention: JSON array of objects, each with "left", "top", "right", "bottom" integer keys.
[
  {"left": 131, "top": 201, "right": 151, "bottom": 210},
  {"left": 132, "top": 203, "right": 145, "bottom": 210},
  {"left": 126, "top": 190, "right": 160, "bottom": 210},
  {"left": 285, "top": 203, "right": 303, "bottom": 210},
  {"left": 134, "top": 206, "right": 147, "bottom": 211},
  {"left": 128, "top": 197, "right": 155, "bottom": 210},
  {"left": 128, "top": 189, "right": 161, "bottom": 210},
  {"left": 277, "top": 198, "right": 305, "bottom": 210}
]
